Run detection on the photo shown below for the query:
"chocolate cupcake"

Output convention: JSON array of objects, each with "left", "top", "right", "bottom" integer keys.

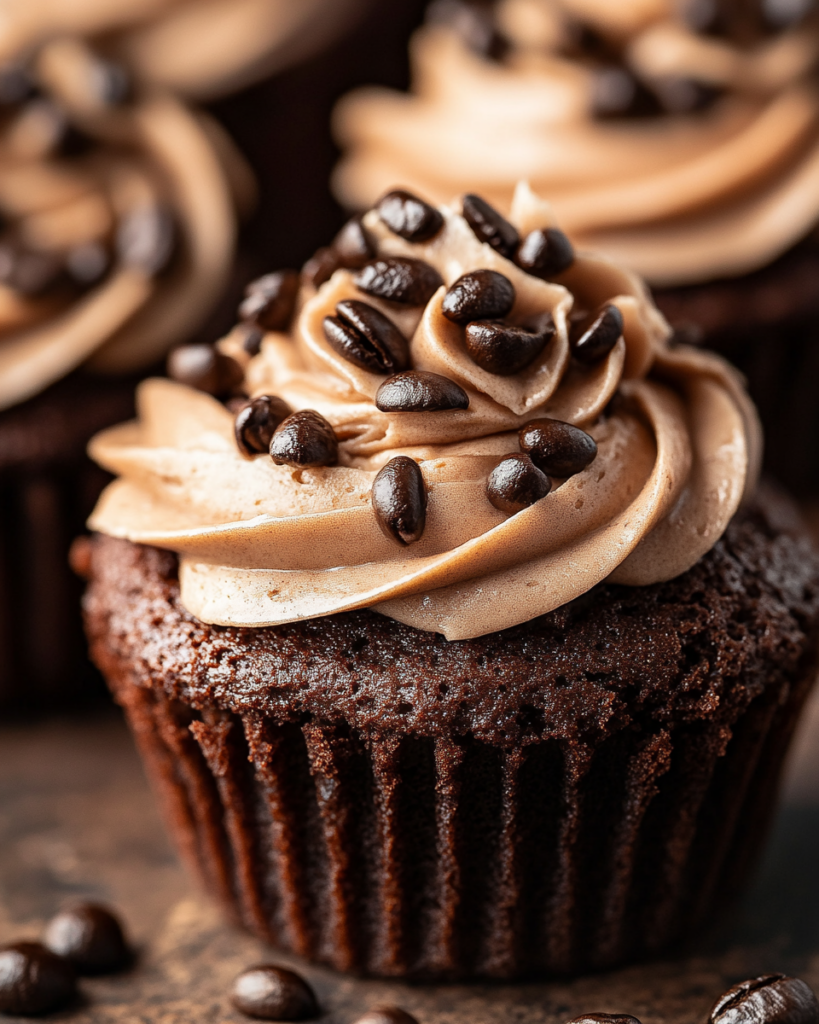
[
  {"left": 333, "top": 0, "right": 819, "bottom": 493},
  {"left": 82, "top": 187, "right": 819, "bottom": 978}
]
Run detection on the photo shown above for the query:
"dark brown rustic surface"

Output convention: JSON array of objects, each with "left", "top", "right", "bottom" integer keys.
[{"left": 2, "top": 698, "right": 819, "bottom": 1024}]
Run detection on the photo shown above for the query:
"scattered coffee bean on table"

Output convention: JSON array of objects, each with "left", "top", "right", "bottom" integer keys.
[
  {"left": 0, "top": 942, "right": 76, "bottom": 1016},
  {"left": 709, "top": 974, "right": 819, "bottom": 1024},
  {"left": 43, "top": 903, "right": 131, "bottom": 975},
  {"left": 519, "top": 419, "right": 598, "bottom": 477},
  {"left": 230, "top": 964, "right": 318, "bottom": 1021},
  {"left": 376, "top": 190, "right": 443, "bottom": 242},
  {"left": 269, "top": 410, "right": 338, "bottom": 467},
  {"left": 441, "top": 269, "right": 515, "bottom": 325},
  {"left": 376, "top": 371, "right": 469, "bottom": 412},
  {"left": 352, "top": 1008, "right": 421, "bottom": 1024},
  {"left": 462, "top": 193, "right": 519, "bottom": 257},
  {"left": 486, "top": 453, "right": 551, "bottom": 514},
  {"left": 235, "top": 395, "right": 292, "bottom": 457},
  {"left": 372, "top": 456, "right": 427, "bottom": 545},
  {"left": 354, "top": 256, "right": 443, "bottom": 306}
]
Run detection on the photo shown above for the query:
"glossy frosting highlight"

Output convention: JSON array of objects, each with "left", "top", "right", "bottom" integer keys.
[
  {"left": 334, "top": 0, "right": 819, "bottom": 286},
  {"left": 88, "top": 185, "right": 760, "bottom": 639}
]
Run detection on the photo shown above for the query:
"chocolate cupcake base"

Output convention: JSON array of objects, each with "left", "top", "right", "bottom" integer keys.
[{"left": 84, "top": 490, "right": 819, "bottom": 979}]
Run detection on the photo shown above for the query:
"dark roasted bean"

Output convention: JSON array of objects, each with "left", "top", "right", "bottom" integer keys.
[
  {"left": 590, "top": 66, "right": 663, "bottom": 119},
  {"left": 235, "top": 395, "right": 292, "bottom": 457},
  {"left": 323, "top": 300, "right": 409, "bottom": 374},
  {"left": 352, "top": 1008, "right": 420, "bottom": 1024},
  {"left": 372, "top": 456, "right": 427, "bottom": 545},
  {"left": 441, "top": 269, "right": 515, "bottom": 325},
  {"left": 66, "top": 241, "right": 109, "bottom": 286},
  {"left": 653, "top": 76, "right": 723, "bottom": 114},
  {"left": 571, "top": 304, "right": 624, "bottom": 364},
  {"left": 515, "top": 227, "right": 574, "bottom": 278},
  {"left": 376, "top": 371, "right": 469, "bottom": 412},
  {"left": 334, "top": 215, "right": 375, "bottom": 269},
  {"left": 43, "top": 903, "right": 130, "bottom": 975},
  {"left": 354, "top": 256, "right": 443, "bottom": 306},
  {"left": 462, "top": 193, "right": 519, "bottom": 257},
  {"left": 302, "top": 246, "right": 339, "bottom": 288},
  {"left": 240, "top": 323, "right": 265, "bottom": 356},
  {"left": 239, "top": 270, "right": 299, "bottom": 331},
  {"left": 269, "top": 410, "right": 338, "bottom": 467},
  {"left": 486, "top": 453, "right": 550, "bottom": 514},
  {"left": 566, "top": 1015, "right": 643, "bottom": 1024},
  {"left": 763, "top": 0, "right": 815, "bottom": 29},
  {"left": 710, "top": 974, "right": 819, "bottom": 1024},
  {"left": 231, "top": 964, "right": 318, "bottom": 1021},
  {"left": 167, "top": 344, "right": 243, "bottom": 396},
  {"left": 117, "top": 205, "right": 175, "bottom": 274},
  {"left": 0, "top": 64, "right": 34, "bottom": 106},
  {"left": 377, "top": 189, "right": 443, "bottom": 242},
  {"left": 0, "top": 244, "right": 63, "bottom": 296},
  {"left": 89, "top": 59, "right": 132, "bottom": 105},
  {"left": 427, "top": 0, "right": 508, "bottom": 59},
  {"left": 519, "top": 418, "right": 598, "bottom": 477},
  {"left": 0, "top": 942, "right": 76, "bottom": 1015},
  {"left": 464, "top": 315, "right": 554, "bottom": 375}
]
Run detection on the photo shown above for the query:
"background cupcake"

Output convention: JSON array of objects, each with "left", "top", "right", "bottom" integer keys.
[
  {"left": 82, "top": 187, "right": 819, "bottom": 978},
  {"left": 334, "top": 0, "right": 819, "bottom": 493}
]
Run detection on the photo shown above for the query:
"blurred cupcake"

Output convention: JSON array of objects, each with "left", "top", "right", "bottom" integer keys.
[
  {"left": 83, "top": 186, "right": 819, "bottom": 978},
  {"left": 334, "top": 0, "right": 819, "bottom": 492}
]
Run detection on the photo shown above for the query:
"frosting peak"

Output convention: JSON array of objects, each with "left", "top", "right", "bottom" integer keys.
[{"left": 88, "top": 185, "right": 760, "bottom": 639}]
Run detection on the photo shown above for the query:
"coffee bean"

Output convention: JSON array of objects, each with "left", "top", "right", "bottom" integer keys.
[
  {"left": 571, "top": 304, "right": 624, "bottom": 364},
  {"left": 354, "top": 256, "right": 443, "bottom": 306},
  {"left": 464, "top": 315, "right": 554, "bottom": 375},
  {"left": 269, "top": 410, "right": 338, "bottom": 467},
  {"left": 0, "top": 64, "right": 34, "bottom": 106},
  {"left": 566, "top": 1015, "right": 642, "bottom": 1024},
  {"left": 323, "top": 300, "right": 409, "bottom": 374},
  {"left": 89, "top": 59, "right": 132, "bottom": 106},
  {"left": 376, "top": 371, "right": 469, "bottom": 412},
  {"left": 441, "top": 270, "right": 515, "bottom": 325},
  {"left": 762, "top": 0, "right": 814, "bottom": 30},
  {"left": 352, "top": 1008, "right": 420, "bottom": 1024},
  {"left": 0, "top": 244, "right": 64, "bottom": 296},
  {"left": 66, "top": 241, "right": 109, "bottom": 286},
  {"left": 302, "top": 246, "right": 339, "bottom": 288},
  {"left": 334, "top": 215, "right": 375, "bottom": 269},
  {"left": 231, "top": 964, "right": 318, "bottom": 1021},
  {"left": 239, "top": 270, "right": 299, "bottom": 331},
  {"left": 117, "top": 205, "right": 175, "bottom": 275},
  {"left": 377, "top": 190, "right": 443, "bottom": 243},
  {"left": 240, "top": 323, "right": 265, "bottom": 356},
  {"left": 427, "top": 0, "right": 508, "bottom": 59},
  {"left": 652, "top": 76, "right": 723, "bottom": 114},
  {"left": 43, "top": 903, "right": 130, "bottom": 975},
  {"left": 710, "top": 974, "right": 819, "bottom": 1024},
  {"left": 0, "top": 942, "right": 76, "bottom": 1015},
  {"left": 462, "top": 193, "right": 519, "bottom": 257},
  {"left": 235, "top": 395, "right": 292, "bottom": 457},
  {"left": 515, "top": 228, "right": 574, "bottom": 278},
  {"left": 372, "top": 456, "right": 427, "bottom": 545},
  {"left": 589, "top": 67, "right": 663, "bottom": 119},
  {"left": 519, "top": 418, "right": 597, "bottom": 477},
  {"left": 167, "top": 344, "right": 243, "bottom": 396},
  {"left": 486, "top": 453, "right": 550, "bottom": 515}
]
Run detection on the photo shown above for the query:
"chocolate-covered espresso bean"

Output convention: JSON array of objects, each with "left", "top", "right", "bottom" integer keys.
[
  {"left": 323, "top": 300, "right": 409, "bottom": 374},
  {"left": 486, "top": 453, "right": 551, "bottom": 514},
  {"left": 372, "top": 456, "right": 427, "bottom": 545},
  {"left": 0, "top": 942, "right": 76, "bottom": 1015},
  {"left": 333, "top": 215, "right": 375, "bottom": 269},
  {"left": 519, "top": 419, "right": 598, "bottom": 477},
  {"left": 231, "top": 964, "right": 318, "bottom": 1021},
  {"left": 572, "top": 304, "right": 624, "bottom": 364},
  {"left": 515, "top": 227, "right": 575, "bottom": 278},
  {"left": 235, "top": 395, "right": 293, "bottom": 457},
  {"left": 354, "top": 256, "right": 443, "bottom": 306},
  {"left": 43, "top": 903, "right": 131, "bottom": 975},
  {"left": 353, "top": 1008, "right": 420, "bottom": 1024},
  {"left": 710, "top": 974, "right": 819, "bottom": 1024},
  {"left": 441, "top": 269, "right": 515, "bottom": 325},
  {"left": 269, "top": 410, "right": 338, "bottom": 467},
  {"left": 462, "top": 193, "right": 519, "bottom": 257},
  {"left": 376, "top": 371, "right": 469, "bottom": 412},
  {"left": 377, "top": 189, "right": 443, "bottom": 242},
  {"left": 167, "top": 344, "right": 243, "bottom": 396},
  {"left": 239, "top": 270, "right": 299, "bottom": 332},
  {"left": 464, "top": 316, "right": 554, "bottom": 375}
]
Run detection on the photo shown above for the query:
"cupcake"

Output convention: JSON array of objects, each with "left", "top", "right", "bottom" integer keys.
[
  {"left": 82, "top": 186, "right": 819, "bottom": 979},
  {"left": 333, "top": 0, "right": 819, "bottom": 493}
]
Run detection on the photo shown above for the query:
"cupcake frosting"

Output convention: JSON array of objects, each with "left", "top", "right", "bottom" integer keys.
[
  {"left": 0, "top": 37, "right": 239, "bottom": 411},
  {"left": 0, "top": 0, "right": 367, "bottom": 99},
  {"left": 334, "top": 0, "right": 819, "bottom": 286},
  {"left": 88, "top": 185, "right": 761, "bottom": 640}
]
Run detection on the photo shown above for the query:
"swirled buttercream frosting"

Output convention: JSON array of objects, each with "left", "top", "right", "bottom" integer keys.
[
  {"left": 0, "top": 37, "right": 239, "bottom": 411},
  {"left": 88, "top": 184, "right": 761, "bottom": 640},
  {"left": 334, "top": 0, "right": 819, "bottom": 286},
  {"left": 0, "top": 0, "right": 367, "bottom": 100}
]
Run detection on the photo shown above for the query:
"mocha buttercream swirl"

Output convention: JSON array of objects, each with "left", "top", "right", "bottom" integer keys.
[
  {"left": 88, "top": 185, "right": 760, "bottom": 640},
  {"left": 334, "top": 0, "right": 819, "bottom": 286},
  {"left": 0, "top": 37, "right": 238, "bottom": 411}
]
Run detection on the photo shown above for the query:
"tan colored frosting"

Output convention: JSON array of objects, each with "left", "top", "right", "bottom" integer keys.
[
  {"left": 88, "top": 185, "right": 760, "bottom": 639},
  {"left": 0, "top": 0, "right": 366, "bottom": 100},
  {"left": 0, "top": 37, "right": 238, "bottom": 411},
  {"left": 333, "top": 0, "right": 819, "bottom": 286}
]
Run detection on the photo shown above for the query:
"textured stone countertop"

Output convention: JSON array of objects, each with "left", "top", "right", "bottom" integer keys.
[{"left": 2, "top": 689, "right": 819, "bottom": 1024}]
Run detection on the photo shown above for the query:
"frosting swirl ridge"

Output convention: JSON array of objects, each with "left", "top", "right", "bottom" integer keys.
[{"left": 88, "top": 185, "right": 760, "bottom": 639}]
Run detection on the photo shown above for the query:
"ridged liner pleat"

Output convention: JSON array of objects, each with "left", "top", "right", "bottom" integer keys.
[{"left": 108, "top": 670, "right": 813, "bottom": 980}]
